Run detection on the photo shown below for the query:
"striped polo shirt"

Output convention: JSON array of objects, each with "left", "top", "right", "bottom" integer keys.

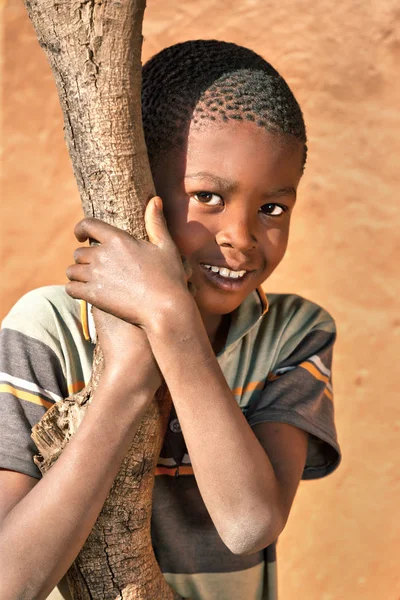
[{"left": 0, "top": 286, "right": 341, "bottom": 600}]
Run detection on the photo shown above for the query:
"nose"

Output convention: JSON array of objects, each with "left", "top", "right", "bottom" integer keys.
[{"left": 215, "top": 206, "right": 257, "bottom": 253}]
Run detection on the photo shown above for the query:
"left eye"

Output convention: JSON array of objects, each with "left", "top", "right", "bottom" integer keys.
[
  {"left": 260, "top": 203, "right": 286, "bottom": 216},
  {"left": 192, "top": 192, "right": 223, "bottom": 206}
]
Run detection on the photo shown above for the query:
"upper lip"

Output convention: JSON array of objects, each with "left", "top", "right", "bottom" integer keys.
[{"left": 200, "top": 262, "right": 257, "bottom": 273}]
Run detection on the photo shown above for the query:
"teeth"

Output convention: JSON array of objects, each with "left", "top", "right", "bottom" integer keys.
[{"left": 203, "top": 265, "right": 247, "bottom": 279}]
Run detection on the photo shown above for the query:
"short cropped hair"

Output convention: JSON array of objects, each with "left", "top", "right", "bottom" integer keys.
[{"left": 142, "top": 39, "right": 307, "bottom": 169}]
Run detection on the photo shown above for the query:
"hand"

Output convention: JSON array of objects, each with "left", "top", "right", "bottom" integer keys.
[
  {"left": 65, "top": 197, "right": 191, "bottom": 331},
  {"left": 93, "top": 307, "right": 162, "bottom": 397}
]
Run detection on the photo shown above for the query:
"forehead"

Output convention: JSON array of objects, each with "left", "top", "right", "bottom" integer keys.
[
  {"left": 155, "top": 120, "right": 304, "bottom": 191},
  {"left": 191, "top": 120, "right": 302, "bottom": 178}
]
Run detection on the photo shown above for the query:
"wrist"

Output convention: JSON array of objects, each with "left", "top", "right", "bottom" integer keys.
[{"left": 146, "top": 290, "right": 200, "bottom": 341}]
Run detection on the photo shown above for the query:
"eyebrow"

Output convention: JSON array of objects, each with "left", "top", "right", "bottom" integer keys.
[{"left": 184, "top": 172, "right": 297, "bottom": 199}]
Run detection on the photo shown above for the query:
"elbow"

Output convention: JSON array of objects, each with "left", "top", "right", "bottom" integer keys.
[{"left": 220, "top": 508, "right": 286, "bottom": 556}]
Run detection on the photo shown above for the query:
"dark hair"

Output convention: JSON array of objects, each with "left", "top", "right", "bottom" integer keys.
[{"left": 142, "top": 39, "right": 307, "bottom": 170}]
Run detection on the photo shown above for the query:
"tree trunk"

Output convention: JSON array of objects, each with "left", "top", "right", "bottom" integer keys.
[{"left": 24, "top": 1, "right": 181, "bottom": 598}]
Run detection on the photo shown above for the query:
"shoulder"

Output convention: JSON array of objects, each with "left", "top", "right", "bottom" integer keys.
[
  {"left": 248, "top": 294, "right": 341, "bottom": 478},
  {"left": 1, "top": 286, "right": 91, "bottom": 372},
  {"left": 265, "top": 293, "right": 336, "bottom": 342},
  {"left": 266, "top": 293, "right": 335, "bottom": 330},
  {"left": 2, "top": 285, "right": 82, "bottom": 340},
  {"left": 3, "top": 285, "right": 79, "bottom": 318},
  {"left": 1, "top": 286, "right": 94, "bottom": 395},
  {"left": 251, "top": 293, "right": 337, "bottom": 369}
]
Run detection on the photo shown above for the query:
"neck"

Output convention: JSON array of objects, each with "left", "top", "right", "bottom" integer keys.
[
  {"left": 200, "top": 311, "right": 231, "bottom": 353},
  {"left": 200, "top": 312, "right": 222, "bottom": 339}
]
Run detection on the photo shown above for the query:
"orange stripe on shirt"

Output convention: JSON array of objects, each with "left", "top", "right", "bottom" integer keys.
[
  {"left": 0, "top": 384, "right": 53, "bottom": 409},
  {"left": 231, "top": 380, "right": 265, "bottom": 397},
  {"left": 300, "top": 362, "right": 330, "bottom": 385},
  {"left": 67, "top": 381, "right": 86, "bottom": 395},
  {"left": 268, "top": 367, "right": 333, "bottom": 399},
  {"left": 155, "top": 466, "right": 194, "bottom": 476},
  {"left": 267, "top": 373, "right": 280, "bottom": 382}
]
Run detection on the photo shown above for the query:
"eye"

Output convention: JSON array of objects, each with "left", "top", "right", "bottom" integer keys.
[
  {"left": 192, "top": 192, "right": 223, "bottom": 206},
  {"left": 259, "top": 203, "right": 287, "bottom": 217}
]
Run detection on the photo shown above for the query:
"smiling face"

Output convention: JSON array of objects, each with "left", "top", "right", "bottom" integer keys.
[{"left": 153, "top": 119, "right": 304, "bottom": 333}]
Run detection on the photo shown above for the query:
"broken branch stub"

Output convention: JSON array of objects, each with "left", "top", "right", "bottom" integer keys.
[{"left": 24, "top": 0, "right": 181, "bottom": 597}]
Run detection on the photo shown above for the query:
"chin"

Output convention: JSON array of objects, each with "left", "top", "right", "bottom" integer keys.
[{"left": 194, "top": 289, "right": 247, "bottom": 317}]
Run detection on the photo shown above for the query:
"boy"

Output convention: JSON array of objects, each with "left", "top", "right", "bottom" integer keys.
[{"left": 0, "top": 40, "right": 341, "bottom": 599}]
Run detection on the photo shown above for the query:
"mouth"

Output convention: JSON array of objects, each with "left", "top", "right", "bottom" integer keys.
[{"left": 199, "top": 263, "right": 255, "bottom": 291}]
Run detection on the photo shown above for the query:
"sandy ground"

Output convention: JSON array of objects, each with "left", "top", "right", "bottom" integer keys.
[{"left": 1, "top": 1, "right": 400, "bottom": 599}]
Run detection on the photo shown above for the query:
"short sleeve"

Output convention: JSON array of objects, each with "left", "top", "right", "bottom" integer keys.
[
  {"left": 246, "top": 314, "right": 341, "bottom": 480},
  {"left": 0, "top": 286, "right": 92, "bottom": 479}
]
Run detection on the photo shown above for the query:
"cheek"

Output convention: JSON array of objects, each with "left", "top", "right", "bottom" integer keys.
[
  {"left": 165, "top": 200, "right": 217, "bottom": 257},
  {"left": 168, "top": 218, "right": 212, "bottom": 258},
  {"left": 163, "top": 200, "right": 191, "bottom": 253},
  {"left": 263, "top": 226, "right": 289, "bottom": 264}
]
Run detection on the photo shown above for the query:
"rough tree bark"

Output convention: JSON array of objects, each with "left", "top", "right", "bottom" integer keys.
[{"left": 23, "top": 1, "right": 182, "bottom": 598}]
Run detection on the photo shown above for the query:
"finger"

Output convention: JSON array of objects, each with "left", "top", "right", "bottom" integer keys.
[
  {"left": 66, "top": 263, "right": 91, "bottom": 283},
  {"left": 74, "top": 218, "right": 122, "bottom": 244},
  {"left": 73, "top": 246, "right": 94, "bottom": 264},
  {"left": 145, "top": 196, "right": 173, "bottom": 247},
  {"left": 65, "top": 280, "right": 91, "bottom": 302}
]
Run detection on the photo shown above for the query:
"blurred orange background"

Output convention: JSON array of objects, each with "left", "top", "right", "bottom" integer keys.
[{"left": 1, "top": 1, "right": 400, "bottom": 599}]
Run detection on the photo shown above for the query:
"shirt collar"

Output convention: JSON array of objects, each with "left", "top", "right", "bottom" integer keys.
[
  {"left": 220, "top": 286, "right": 268, "bottom": 355},
  {"left": 80, "top": 300, "right": 97, "bottom": 344},
  {"left": 80, "top": 286, "right": 268, "bottom": 349}
]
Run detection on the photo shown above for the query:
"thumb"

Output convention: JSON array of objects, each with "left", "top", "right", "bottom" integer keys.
[{"left": 145, "top": 196, "right": 171, "bottom": 247}]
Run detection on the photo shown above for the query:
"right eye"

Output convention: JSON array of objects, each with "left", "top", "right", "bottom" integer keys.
[{"left": 192, "top": 192, "right": 223, "bottom": 206}]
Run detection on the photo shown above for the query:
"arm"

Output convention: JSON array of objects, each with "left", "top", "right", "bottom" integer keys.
[
  {"left": 0, "top": 314, "right": 160, "bottom": 599},
  {"left": 147, "top": 298, "right": 309, "bottom": 554}
]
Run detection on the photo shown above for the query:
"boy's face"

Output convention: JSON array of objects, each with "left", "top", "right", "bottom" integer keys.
[{"left": 153, "top": 119, "right": 304, "bottom": 325}]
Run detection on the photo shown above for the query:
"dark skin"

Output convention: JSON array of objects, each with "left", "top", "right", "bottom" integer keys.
[{"left": 0, "top": 120, "right": 309, "bottom": 597}]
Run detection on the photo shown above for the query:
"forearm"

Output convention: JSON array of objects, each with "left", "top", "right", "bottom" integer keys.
[
  {"left": 148, "top": 298, "right": 283, "bottom": 554},
  {"left": 0, "top": 370, "right": 153, "bottom": 599}
]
